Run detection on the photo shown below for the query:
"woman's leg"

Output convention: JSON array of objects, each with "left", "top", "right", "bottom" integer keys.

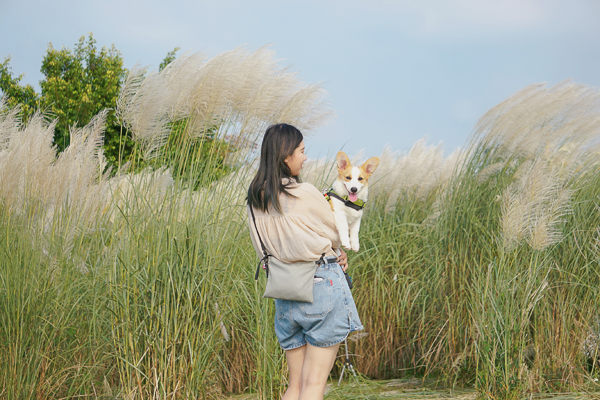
[
  {"left": 283, "top": 345, "right": 306, "bottom": 400},
  {"left": 299, "top": 342, "right": 340, "bottom": 400}
]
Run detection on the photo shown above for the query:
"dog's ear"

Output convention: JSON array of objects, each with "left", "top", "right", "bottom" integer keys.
[
  {"left": 336, "top": 152, "right": 351, "bottom": 171},
  {"left": 361, "top": 157, "right": 380, "bottom": 176}
]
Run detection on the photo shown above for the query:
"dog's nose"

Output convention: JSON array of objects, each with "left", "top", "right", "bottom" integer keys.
[{"left": 350, "top": 187, "right": 357, "bottom": 193}]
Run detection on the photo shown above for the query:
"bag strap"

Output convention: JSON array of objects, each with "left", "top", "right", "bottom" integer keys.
[{"left": 249, "top": 205, "right": 270, "bottom": 279}]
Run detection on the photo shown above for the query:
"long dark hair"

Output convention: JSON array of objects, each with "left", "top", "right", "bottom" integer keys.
[{"left": 247, "top": 124, "right": 303, "bottom": 213}]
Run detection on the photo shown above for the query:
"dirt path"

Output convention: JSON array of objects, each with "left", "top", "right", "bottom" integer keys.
[
  {"left": 323, "top": 379, "right": 476, "bottom": 399},
  {"left": 226, "top": 378, "right": 595, "bottom": 399}
]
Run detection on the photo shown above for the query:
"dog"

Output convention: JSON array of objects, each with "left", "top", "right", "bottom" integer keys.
[{"left": 324, "top": 151, "right": 379, "bottom": 251}]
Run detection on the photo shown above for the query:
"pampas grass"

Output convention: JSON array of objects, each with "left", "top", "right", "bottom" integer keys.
[
  {"left": 117, "top": 47, "right": 332, "bottom": 160},
  {"left": 4, "top": 49, "right": 600, "bottom": 400},
  {"left": 500, "top": 160, "right": 572, "bottom": 251},
  {"left": 470, "top": 81, "right": 600, "bottom": 164},
  {"left": 301, "top": 139, "right": 463, "bottom": 214}
]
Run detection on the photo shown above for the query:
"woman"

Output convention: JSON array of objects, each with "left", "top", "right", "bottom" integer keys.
[{"left": 247, "top": 123, "right": 363, "bottom": 400}]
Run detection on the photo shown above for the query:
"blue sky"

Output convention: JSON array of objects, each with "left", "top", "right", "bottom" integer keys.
[{"left": 2, "top": 0, "right": 600, "bottom": 158}]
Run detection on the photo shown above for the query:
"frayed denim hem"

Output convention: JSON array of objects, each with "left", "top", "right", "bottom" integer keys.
[
  {"left": 280, "top": 341, "right": 307, "bottom": 351},
  {"left": 305, "top": 324, "right": 364, "bottom": 348}
]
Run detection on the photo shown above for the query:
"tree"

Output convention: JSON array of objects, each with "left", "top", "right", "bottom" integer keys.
[
  {"left": 0, "top": 56, "right": 40, "bottom": 122},
  {"left": 159, "top": 47, "right": 180, "bottom": 71},
  {"left": 40, "top": 33, "right": 130, "bottom": 164},
  {"left": 155, "top": 120, "right": 233, "bottom": 189},
  {"left": 1, "top": 37, "right": 235, "bottom": 184}
]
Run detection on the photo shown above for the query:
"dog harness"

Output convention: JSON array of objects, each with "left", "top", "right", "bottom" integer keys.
[{"left": 323, "top": 189, "right": 366, "bottom": 211}]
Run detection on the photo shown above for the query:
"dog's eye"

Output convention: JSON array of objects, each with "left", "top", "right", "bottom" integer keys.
[
  {"left": 358, "top": 177, "right": 363, "bottom": 181},
  {"left": 345, "top": 176, "right": 351, "bottom": 180}
]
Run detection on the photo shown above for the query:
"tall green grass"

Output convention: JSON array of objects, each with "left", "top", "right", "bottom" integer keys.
[
  {"left": 345, "top": 82, "right": 600, "bottom": 399},
  {"left": 0, "top": 208, "right": 111, "bottom": 398},
  {"left": 0, "top": 45, "right": 335, "bottom": 398}
]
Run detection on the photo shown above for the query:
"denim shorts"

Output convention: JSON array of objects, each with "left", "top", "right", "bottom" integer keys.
[{"left": 274, "top": 263, "right": 364, "bottom": 350}]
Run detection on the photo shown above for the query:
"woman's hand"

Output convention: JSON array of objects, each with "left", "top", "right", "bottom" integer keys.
[{"left": 337, "top": 249, "right": 348, "bottom": 272}]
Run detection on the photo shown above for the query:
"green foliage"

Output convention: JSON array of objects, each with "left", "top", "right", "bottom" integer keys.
[
  {"left": 39, "top": 33, "right": 131, "bottom": 164},
  {"left": 0, "top": 211, "right": 111, "bottom": 398},
  {"left": 1, "top": 35, "right": 133, "bottom": 168},
  {"left": 159, "top": 46, "right": 180, "bottom": 71},
  {"left": 2, "top": 38, "right": 233, "bottom": 178},
  {"left": 125, "top": 119, "right": 234, "bottom": 189},
  {"left": 0, "top": 56, "right": 40, "bottom": 123},
  {"left": 106, "top": 219, "right": 226, "bottom": 396},
  {"left": 159, "top": 121, "right": 233, "bottom": 188}
]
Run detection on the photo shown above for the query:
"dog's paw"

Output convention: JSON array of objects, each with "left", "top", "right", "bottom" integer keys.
[
  {"left": 341, "top": 237, "right": 351, "bottom": 249},
  {"left": 350, "top": 240, "right": 360, "bottom": 252}
]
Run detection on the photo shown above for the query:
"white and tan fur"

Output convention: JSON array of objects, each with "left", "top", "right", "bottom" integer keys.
[{"left": 329, "top": 152, "right": 379, "bottom": 251}]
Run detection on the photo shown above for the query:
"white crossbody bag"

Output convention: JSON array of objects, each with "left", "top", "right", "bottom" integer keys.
[{"left": 249, "top": 205, "right": 320, "bottom": 303}]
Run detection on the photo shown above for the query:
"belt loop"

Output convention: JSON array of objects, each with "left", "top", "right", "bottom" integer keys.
[{"left": 317, "top": 253, "right": 325, "bottom": 266}]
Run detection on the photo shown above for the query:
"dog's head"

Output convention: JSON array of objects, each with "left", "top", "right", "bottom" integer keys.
[{"left": 336, "top": 151, "right": 380, "bottom": 202}]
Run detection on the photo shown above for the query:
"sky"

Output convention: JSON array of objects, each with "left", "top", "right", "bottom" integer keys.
[{"left": 2, "top": 0, "right": 600, "bottom": 159}]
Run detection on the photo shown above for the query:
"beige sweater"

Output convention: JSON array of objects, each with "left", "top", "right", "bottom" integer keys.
[{"left": 248, "top": 180, "right": 341, "bottom": 263}]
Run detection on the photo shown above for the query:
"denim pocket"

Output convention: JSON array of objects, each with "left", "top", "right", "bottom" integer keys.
[
  {"left": 299, "top": 278, "right": 333, "bottom": 317},
  {"left": 276, "top": 299, "right": 289, "bottom": 320}
]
